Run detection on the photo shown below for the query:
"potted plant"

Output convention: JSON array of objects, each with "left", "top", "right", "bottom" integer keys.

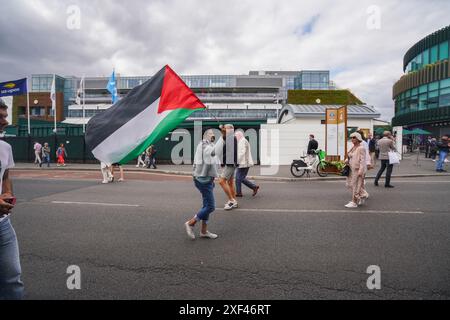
[{"left": 322, "top": 160, "right": 346, "bottom": 174}]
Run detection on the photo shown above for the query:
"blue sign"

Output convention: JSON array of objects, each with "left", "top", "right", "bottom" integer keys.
[{"left": 0, "top": 78, "right": 27, "bottom": 97}]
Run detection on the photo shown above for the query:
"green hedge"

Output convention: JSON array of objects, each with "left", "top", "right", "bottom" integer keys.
[{"left": 287, "top": 90, "right": 364, "bottom": 105}]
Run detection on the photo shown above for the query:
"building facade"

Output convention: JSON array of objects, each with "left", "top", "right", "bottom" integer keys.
[
  {"left": 13, "top": 70, "right": 335, "bottom": 126},
  {"left": 392, "top": 25, "right": 450, "bottom": 136}
]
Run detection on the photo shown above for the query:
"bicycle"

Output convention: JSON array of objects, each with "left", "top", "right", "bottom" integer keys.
[{"left": 290, "top": 149, "right": 328, "bottom": 178}]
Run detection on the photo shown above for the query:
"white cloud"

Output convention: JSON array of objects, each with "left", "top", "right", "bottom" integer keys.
[{"left": 1, "top": 0, "right": 449, "bottom": 121}]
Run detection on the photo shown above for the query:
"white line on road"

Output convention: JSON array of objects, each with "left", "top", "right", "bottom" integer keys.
[
  {"left": 217, "top": 208, "right": 425, "bottom": 214},
  {"left": 51, "top": 201, "right": 140, "bottom": 207}
]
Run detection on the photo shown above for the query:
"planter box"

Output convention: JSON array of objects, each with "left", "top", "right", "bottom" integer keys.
[{"left": 322, "top": 165, "right": 342, "bottom": 174}]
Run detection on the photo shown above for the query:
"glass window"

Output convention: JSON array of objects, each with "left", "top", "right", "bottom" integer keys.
[
  {"left": 419, "top": 84, "right": 428, "bottom": 94},
  {"left": 440, "top": 87, "right": 450, "bottom": 95},
  {"left": 428, "top": 90, "right": 439, "bottom": 98},
  {"left": 430, "top": 45, "right": 438, "bottom": 64},
  {"left": 429, "top": 81, "right": 439, "bottom": 91},
  {"left": 440, "top": 79, "right": 450, "bottom": 89},
  {"left": 439, "top": 41, "right": 449, "bottom": 61},
  {"left": 419, "top": 94, "right": 427, "bottom": 111},
  {"left": 415, "top": 53, "right": 422, "bottom": 70},
  {"left": 411, "top": 87, "right": 418, "bottom": 96},
  {"left": 440, "top": 93, "right": 450, "bottom": 107},
  {"left": 422, "top": 49, "right": 429, "bottom": 66}
]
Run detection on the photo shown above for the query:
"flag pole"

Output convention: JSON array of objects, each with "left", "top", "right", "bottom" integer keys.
[
  {"left": 26, "top": 77, "right": 31, "bottom": 135},
  {"left": 53, "top": 74, "right": 57, "bottom": 134},
  {"left": 82, "top": 75, "right": 86, "bottom": 133}
]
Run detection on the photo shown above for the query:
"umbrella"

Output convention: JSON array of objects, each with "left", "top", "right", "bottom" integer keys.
[
  {"left": 409, "top": 128, "right": 431, "bottom": 135},
  {"left": 402, "top": 129, "right": 413, "bottom": 135}
]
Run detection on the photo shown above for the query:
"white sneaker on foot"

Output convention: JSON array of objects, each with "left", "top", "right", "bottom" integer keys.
[
  {"left": 224, "top": 202, "right": 234, "bottom": 210},
  {"left": 184, "top": 222, "right": 195, "bottom": 240},
  {"left": 230, "top": 200, "right": 238, "bottom": 208},
  {"left": 345, "top": 201, "right": 358, "bottom": 208},
  {"left": 102, "top": 180, "right": 109, "bottom": 184},
  {"left": 200, "top": 231, "right": 218, "bottom": 239}
]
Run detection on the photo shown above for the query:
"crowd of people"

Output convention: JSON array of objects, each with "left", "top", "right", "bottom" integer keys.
[
  {"left": 185, "top": 124, "right": 260, "bottom": 240},
  {"left": 33, "top": 141, "right": 67, "bottom": 167}
]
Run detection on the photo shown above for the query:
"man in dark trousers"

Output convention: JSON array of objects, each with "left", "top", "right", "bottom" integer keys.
[
  {"left": 374, "top": 131, "right": 396, "bottom": 188},
  {"left": 307, "top": 134, "right": 318, "bottom": 154},
  {"left": 367, "top": 133, "right": 377, "bottom": 167}
]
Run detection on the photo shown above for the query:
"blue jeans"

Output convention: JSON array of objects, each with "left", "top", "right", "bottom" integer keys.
[
  {"left": 42, "top": 154, "right": 50, "bottom": 167},
  {"left": 436, "top": 151, "right": 448, "bottom": 171},
  {"left": 0, "top": 217, "right": 24, "bottom": 300},
  {"left": 235, "top": 168, "right": 257, "bottom": 195},
  {"left": 194, "top": 178, "right": 215, "bottom": 224}
]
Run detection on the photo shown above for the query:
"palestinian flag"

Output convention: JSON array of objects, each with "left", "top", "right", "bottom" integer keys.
[{"left": 85, "top": 65, "right": 205, "bottom": 165}]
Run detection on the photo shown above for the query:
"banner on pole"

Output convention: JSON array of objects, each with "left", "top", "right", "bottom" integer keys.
[
  {"left": 0, "top": 78, "right": 27, "bottom": 97},
  {"left": 326, "top": 106, "right": 347, "bottom": 160}
]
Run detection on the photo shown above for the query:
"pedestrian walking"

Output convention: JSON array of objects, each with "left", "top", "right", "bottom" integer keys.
[
  {"left": 435, "top": 135, "right": 449, "bottom": 172},
  {"left": 100, "top": 162, "right": 113, "bottom": 184},
  {"left": 425, "top": 136, "right": 432, "bottom": 158},
  {"left": 41, "top": 142, "right": 51, "bottom": 167},
  {"left": 111, "top": 163, "right": 125, "bottom": 182},
  {"left": 146, "top": 145, "right": 157, "bottom": 169},
  {"left": 235, "top": 131, "right": 259, "bottom": 197},
  {"left": 33, "top": 141, "right": 42, "bottom": 167},
  {"left": 430, "top": 138, "right": 438, "bottom": 160},
  {"left": 136, "top": 152, "right": 146, "bottom": 168},
  {"left": 367, "top": 133, "right": 377, "bottom": 167},
  {"left": 357, "top": 130, "right": 371, "bottom": 203},
  {"left": 0, "top": 99, "right": 24, "bottom": 299},
  {"left": 56, "top": 143, "right": 67, "bottom": 167},
  {"left": 218, "top": 124, "right": 239, "bottom": 211},
  {"left": 184, "top": 128, "right": 224, "bottom": 240},
  {"left": 374, "top": 131, "right": 396, "bottom": 188},
  {"left": 344, "top": 132, "right": 368, "bottom": 208}
]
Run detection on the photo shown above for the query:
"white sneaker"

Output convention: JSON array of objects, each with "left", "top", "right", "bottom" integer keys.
[
  {"left": 102, "top": 180, "right": 109, "bottom": 184},
  {"left": 200, "top": 231, "right": 218, "bottom": 239},
  {"left": 345, "top": 201, "right": 358, "bottom": 208},
  {"left": 184, "top": 222, "right": 195, "bottom": 240},
  {"left": 224, "top": 202, "right": 234, "bottom": 210},
  {"left": 357, "top": 198, "right": 365, "bottom": 206},
  {"left": 230, "top": 200, "right": 238, "bottom": 208},
  {"left": 118, "top": 178, "right": 124, "bottom": 182}
]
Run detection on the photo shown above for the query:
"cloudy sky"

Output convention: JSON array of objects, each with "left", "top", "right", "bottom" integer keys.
[{"left": 1, "top": 0, "right": 449, "bottom": 120}]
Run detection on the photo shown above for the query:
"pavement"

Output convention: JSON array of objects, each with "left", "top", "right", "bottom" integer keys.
[
  {"left": 9, "top": 174, "right": 450, "bottom": 300},
  {"left": 12, "top": 152, "right": 450, "bottom": 182}
]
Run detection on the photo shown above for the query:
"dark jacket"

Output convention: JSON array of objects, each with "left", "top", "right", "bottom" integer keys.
[
  {"left": 437, "top": 139, "right": 450, "bottom": 153},
  {"left": 368, "top": 139, "right": 376, "bottom": 153},
  {"left": 307, "top": 139, "right": 319, "bottom": 155},
  {"left": 222, "top": 135, "right": 238, "bottom": 167}
]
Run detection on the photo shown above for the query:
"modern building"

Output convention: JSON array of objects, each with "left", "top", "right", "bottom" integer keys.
[
  {"left": 392, "top": 25, "right": 450, "bottom": 136},
  {"left": 12, "top": 70, "right": 336, "bottom": 127}
]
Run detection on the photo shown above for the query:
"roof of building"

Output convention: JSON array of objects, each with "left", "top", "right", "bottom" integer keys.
[{"left": 281, "top": 104, "right": 381, "bottom": 118}]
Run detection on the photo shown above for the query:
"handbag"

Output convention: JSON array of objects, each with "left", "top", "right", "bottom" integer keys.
[
  {"left": 388, "top": 151, "right": 400, "bottom": 165},
  {"left": 341, "top": 165, "right": 351, "bottom": 177}
]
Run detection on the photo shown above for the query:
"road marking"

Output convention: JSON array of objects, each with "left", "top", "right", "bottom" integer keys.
[
  {"left": 51, "top": 201, "right": 140, "bottom": 207},
  {"left": 217, "top": 208, "right": 425, "bottom": 214}
]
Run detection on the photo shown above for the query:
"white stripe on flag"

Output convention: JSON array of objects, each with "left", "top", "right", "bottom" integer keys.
[{"left": 92, "top": 98, "right": 170, "bottom": 164}]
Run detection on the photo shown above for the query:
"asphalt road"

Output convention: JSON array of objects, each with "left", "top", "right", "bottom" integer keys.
[{"left": 7, "top": 172, "right": 450, "bottom": 300}]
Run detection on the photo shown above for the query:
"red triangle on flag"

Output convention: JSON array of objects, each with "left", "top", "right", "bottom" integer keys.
[{"left": 158, "top": 65, "right": 206, "bottom": 114}]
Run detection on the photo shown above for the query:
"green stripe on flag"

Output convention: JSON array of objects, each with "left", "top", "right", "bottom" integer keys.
[{"left": 118, "top": 108, "right": 200, "bottom": 165}]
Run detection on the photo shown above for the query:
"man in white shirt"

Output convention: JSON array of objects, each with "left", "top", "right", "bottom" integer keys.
[{"left": 0, "top": 98, "right": 24, "bottom": 299}]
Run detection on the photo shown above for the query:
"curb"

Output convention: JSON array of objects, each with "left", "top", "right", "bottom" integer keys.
[{"left": 11, "top": 167, "right": 450, "bottom": 182}]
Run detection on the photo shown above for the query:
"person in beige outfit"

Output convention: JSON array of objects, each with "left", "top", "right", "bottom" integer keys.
[{"left": 344, "top": 132, "right": 368, "bottom": 208}]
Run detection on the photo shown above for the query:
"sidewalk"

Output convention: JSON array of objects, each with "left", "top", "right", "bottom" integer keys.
[{"left": 13, "top": 153, "right": 450, "bottom": 182}]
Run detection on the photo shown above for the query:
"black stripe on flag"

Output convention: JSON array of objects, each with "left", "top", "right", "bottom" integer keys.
[{"left": 85, "top": 66, "right": 166, "bottom": 151}]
